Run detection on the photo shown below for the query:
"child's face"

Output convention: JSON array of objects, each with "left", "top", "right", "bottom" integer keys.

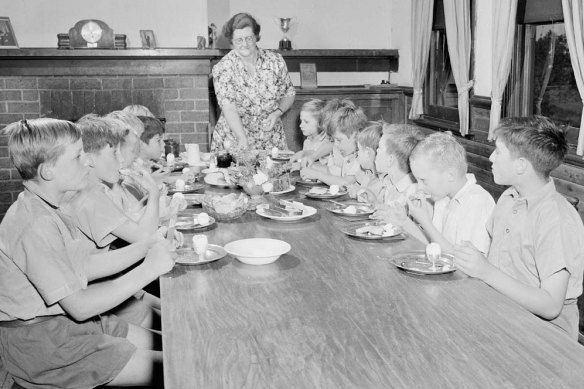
[
  {"left": 357, "top": 142, "right": 376, "bottom": 171},
  {"left": 51, "top": 139, "right": 89, "bottom": 192},
  {"left": 410, "top": 156, "right": 450, "bottom": 201},
  {"left": 300, "top": 111, "right": 319, "bottom": 137},
  {"left": 333, "top": 131, "right": 357, "bottom": 157},
  {"left": 375, "top": 135, "right": 392, "bottom": 174},
  {"left": 90, "top": 144, "right": 124, "bottom": 184},
  {"left": 142, "top": 134, "right": 164, "bottom": 161},
  {"left": 120, "top": 132, "right": 140, "bottom": 169},
  {"left": 489, "top": 139, "right": 516, "bottom": 185}
]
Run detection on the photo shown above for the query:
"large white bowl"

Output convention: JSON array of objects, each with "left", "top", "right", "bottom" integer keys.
[{"left": 224, "top": 238, "right": 291, "bottom": 265}]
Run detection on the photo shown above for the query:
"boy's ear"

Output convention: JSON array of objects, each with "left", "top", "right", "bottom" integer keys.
[
  {"left": 514, "top": 157, "right": 529, "bottom": 175},
  {"left": 38, "top": 162, "right": 54, "bottom": 181}
]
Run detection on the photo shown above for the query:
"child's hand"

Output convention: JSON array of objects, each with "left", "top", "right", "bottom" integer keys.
[
  {"left": 300, "top": 155, "right": 314, "bottom": 168},
  {"left": 300, "top": 167, "right": 320, "bottom": 180},
  {"left": 347, "top": 184, "right": 360, "bottom": 198},
  {"left": 406, "top": 195, "right": 432, "bottom": 226},
  {"left": 372, "top": 203, "right": 407, "bottom": 224},
  {"left": 357, "top": 189, "right": 377, "bottom": 204},
  {"left": 143, "top": 240, "right": 176, "bottom": 276},
  {"left": 129, "top": 169, "right": 160, "bottom": 196},
  {"left": 452, "top": 241, "right": 492, "bottom": 279}
]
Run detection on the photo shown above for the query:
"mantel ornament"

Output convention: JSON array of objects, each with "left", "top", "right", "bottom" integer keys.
[{"left": 57, "top": 19, "right": 126, "bottom": 49}]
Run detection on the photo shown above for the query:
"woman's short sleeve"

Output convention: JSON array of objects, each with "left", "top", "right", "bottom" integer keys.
[{"left": 212, "top": 61, "right": 237, "bottom": 108}]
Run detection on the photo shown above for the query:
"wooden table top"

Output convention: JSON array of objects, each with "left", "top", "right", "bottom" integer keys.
[{"left": 160, "top": 187, "right": 584, "bottom": 389}]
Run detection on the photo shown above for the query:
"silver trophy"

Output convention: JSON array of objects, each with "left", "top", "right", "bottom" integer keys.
[{"left": 274, "top": 17, "right": 296, "bottom": 50}]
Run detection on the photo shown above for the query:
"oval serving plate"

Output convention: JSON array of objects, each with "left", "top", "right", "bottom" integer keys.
[
  {"left": 340, "top": 222, "right": 405, "bottom": 241},
  {"left": 174, "top": 215, "right": 216, "bottom": 231},
  {"left": 390, "top": 251, "right": 456, "bottom": 275},
  {"left": 175, "top": 244, "right": 226, "bottom": 265},
  {"left": 328, "top": 202, "right": 375, "bottom": 217},
  {"left": 256, "top": 204, "right": 317, "bottom": 222},
  {"left": 167, "top": 183, "right": 205, "bottom": 195}
]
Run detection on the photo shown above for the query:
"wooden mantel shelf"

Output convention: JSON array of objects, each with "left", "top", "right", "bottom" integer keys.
[{"left": 0, "top": 48, "right": 399, "bottom": 73}]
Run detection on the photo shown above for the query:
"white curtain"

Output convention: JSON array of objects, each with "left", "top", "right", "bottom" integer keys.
[
  {"left": 409, "top": 0, "right": 435, "bottom": 120},
  {"left": 488, "top": 0, "right": 518, "bottom": 140},
  {"left": 562, "top": 0, "right": 584, "bottom": 155},
  {"left": 443, "top": 0, "right": 474, "bottom": 135}
]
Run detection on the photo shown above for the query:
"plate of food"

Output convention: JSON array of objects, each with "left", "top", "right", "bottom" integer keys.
[
  {"left": 295, "top": 178, "right": 326, "bottom": 187},
  {"left": 174, "top": 213, "right": 215, "bottom": 231},
  {"left": 269, "top": 185, "right": 296, "bottom": 195},
  {"left": 271, "top": 150, "right": 295, "bottom": 162},
  {"left": 201, "top": 167, "right": 221, "bottom": 175},
  {"left": 304, "top": 185, "right": 348, "bottom": 199},
  {"left": 167, "top": 180, "right": 205, "bottom": 195},
  {"left": 256, "top": 200, "right": 317, "bottom": 221},
  {"left": 204, "top": 172, "right": 240, "bottom": 188},
  {"left": 390, "top": 250, "right": 456, "bottom": 275},
  {"left": 328, "top": 202, "right": 375, "bottom": 217},
  {"left": 175, "top": 244, "right": 226, "bottom": 265},
  {"left": 183, "top": 193, "right": 204, "bottom": 206},
  {"left": 341, "top": 222, "right": 405, "bottom": 240}
]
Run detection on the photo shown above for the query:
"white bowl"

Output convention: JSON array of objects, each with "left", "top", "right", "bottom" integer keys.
[{"left": 224, "top": 238, "right": 291, "bottom": 265}]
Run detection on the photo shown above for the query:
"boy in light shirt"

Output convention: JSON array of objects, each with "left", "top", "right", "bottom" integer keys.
[
  {"left": 348, "top": 121, "right": 384, "bottom": 202},
  {"left": 300, "top": 103, "right": 367, "bottom": 186},
  {"left": 0, "top": 118, "right": 173, "bottom": 388},
  {"left": 453, "top": 116, "right": 584, "bottom": 340},
  {"left": 407, "top": 132, "right": 495, "bottom": 254}
]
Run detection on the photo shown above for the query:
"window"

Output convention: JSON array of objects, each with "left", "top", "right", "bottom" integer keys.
[{"left": 504, "top": 0, "right": 581, "bottom": 155}]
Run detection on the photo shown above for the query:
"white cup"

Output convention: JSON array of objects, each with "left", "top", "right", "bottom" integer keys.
[{"left": 186, "top": 144, "right": 201, "bottom": 166}]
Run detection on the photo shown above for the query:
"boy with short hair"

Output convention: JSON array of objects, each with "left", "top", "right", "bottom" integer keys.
[
  {"left": 372, "top": 123, "right": 425, "bottom": 225},
  {"left": 0, "top": 118, "right": 174, "bottom": 388},
  {"left": 348, "top": 121, "right": 384, "bottom": 203},
  {"left": 300, "top": 104, "right": 367, "bottom": 186},
  {"left": 138, "top": 115, "right": 166, "bottom": 165},
  {"left": 407, "top": 132, "right": 495, "bottom": 253},
  {"left": 453, "top": 116, "right": 584, "bottom": 340}
]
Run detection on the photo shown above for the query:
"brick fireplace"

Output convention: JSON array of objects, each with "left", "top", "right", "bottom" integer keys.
[{"left": 0, "top": 49, "right": 214, "bottom": 219}]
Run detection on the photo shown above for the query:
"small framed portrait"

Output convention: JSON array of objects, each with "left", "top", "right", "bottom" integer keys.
[
  {"left": 140, "top": 30, "right": 156, "bottom": 49},
  {"left": 0, "top": 17, "right": 18, "bottom": 49}
]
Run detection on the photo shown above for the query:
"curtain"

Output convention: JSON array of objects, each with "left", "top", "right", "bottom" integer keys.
[
  {"left": 443, "top": 0, "right": 473, "bottom": 135},
  {"left": 409, "top": 0, "right": 435, "bottom": 120},
  {"left": 562, "top": 0, "right": 584, "bottom": 155},
  {"left": 488, "top": 0, "right": 518, "bottom": 140}
]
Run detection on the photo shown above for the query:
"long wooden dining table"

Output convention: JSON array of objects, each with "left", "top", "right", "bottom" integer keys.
[{"left": 160, "top": 185, "right": 584, "bottom": 388}]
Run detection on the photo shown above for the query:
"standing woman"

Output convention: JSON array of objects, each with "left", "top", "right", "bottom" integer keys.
[{"left": 211, "top": 13, "right": 296, "bottom": 151}]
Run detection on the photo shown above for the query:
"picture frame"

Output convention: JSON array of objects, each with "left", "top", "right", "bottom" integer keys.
[
  {"left": 0, "top": 17, "right": 18, "bottom": 49},
  {"left": 140, "top": 30, "right": 156, "bottom": 49},
  {"left": 299, "top": 63, "right": 317, "bottom": 89}
]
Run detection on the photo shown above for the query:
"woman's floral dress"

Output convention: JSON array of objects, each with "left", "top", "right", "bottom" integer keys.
[{"left": 211, "top": 48, "right": 296, "bottom": 152}]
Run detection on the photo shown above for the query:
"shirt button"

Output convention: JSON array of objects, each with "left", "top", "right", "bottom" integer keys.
[
  {"left": 513, "top": 210, "right": 517, "bottom": 214},
  {"left": 505, "top": 228, "right": 510, "bottom": 233}
]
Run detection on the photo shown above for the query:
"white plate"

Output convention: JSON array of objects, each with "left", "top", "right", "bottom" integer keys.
[
  {"left": 175, "top": 244, "right": 226, "bottom": 265},
  {"left": 328, "top": 202, "right": 375, "bottom": 217},
  {"left": 390, "top": 251, "right": 456, "bottom": 275},
  {"left": 202, "top": 167, "right": 221, "bottom": 174},
  {"left": 341, "top": 222, "right": 405, "bottom": 240},
  {"left": 269, "top": 185, "right": 295, "bottom": 195},
  {"left": 204, "top": 172, "right": 239, "bottom": 188},
  {"left": 256, "top": 204, "right": 317, "bottom": 221},
  {"left": 224, "top": 238, "right": 291, "bottom": 265},
  {"left": 174, "top": 215, "right": 216, "bottom": 230},
  {"left": 167, "top": 183, "right": 205, "bottom": 195},
  {"left": 305, "top": 190, "right": 348, "bottom": 199}
]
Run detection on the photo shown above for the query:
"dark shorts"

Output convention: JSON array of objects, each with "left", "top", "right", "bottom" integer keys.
[{"left": 0, "top": 315, "right": 136, "bottom": 389}]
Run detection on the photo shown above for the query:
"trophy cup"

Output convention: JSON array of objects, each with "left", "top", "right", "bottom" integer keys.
[{"left": 275, "top": 17, "right": 296, "bottom": 50}]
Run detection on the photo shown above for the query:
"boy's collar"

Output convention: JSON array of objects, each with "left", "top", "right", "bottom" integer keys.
[
  {"left": 23, "top": 181, "right": 61, "bottom": 209},
  {"left": 505, "top": 178, "right": 555, "bottom": 208}
]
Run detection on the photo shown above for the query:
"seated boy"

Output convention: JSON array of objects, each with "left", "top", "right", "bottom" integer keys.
[
  {"left": 372, "top": 123, "right": 425, "bottom": 227},
  {"left": 63, "top": 116, "right": 164, "bottom": 328},
  {"left": 300, "top": 103, "right": 367, "bottom": 187},
  {"left": 453, "top": 116, "right": 584, "bottom": 341},
  {"left": 348, "top": 121, "right": 384, "bottom": 203},
  {"left": 407, "top": 132, "right": 495, "bottom": 253},
  {"left": 136, "top": 115, "right": 170, "bottom": 178},
  {"left": 0, "top": 118, "right": 174, "bottom": 388}
]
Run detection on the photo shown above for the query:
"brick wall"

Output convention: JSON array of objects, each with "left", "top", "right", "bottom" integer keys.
[{"left": 0, "top": 73, "right": 210, "bottom": 220}]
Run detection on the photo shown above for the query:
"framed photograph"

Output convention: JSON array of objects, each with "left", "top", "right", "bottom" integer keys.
[
  {"left": 300, "top": 63, "right": 317, "bottom": 89},
  {"left": 140, "top": 30, "right": 156, "bottom": 49},
  {"left": 0, "top": 17, "right": 18, "bottom": 49}
]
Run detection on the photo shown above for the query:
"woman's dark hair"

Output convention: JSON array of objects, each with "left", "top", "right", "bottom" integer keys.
[{"left": 222, "top": 13, "right": 261, "bottom": 42}]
